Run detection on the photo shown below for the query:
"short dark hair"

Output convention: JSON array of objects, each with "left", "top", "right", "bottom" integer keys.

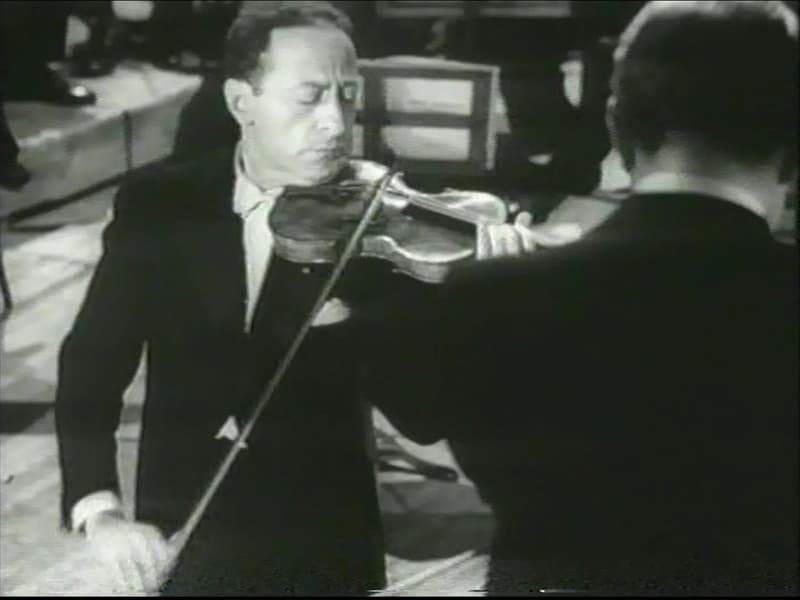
[
  {"left": 612, "top": 1, "right": 798, "bottom": 164},
  {"left": 224, "top": 1, "right": 354, "bottom": 86}
]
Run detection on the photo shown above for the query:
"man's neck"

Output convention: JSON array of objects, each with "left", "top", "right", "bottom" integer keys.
[
  {"left": 240, "top": 141, "right": 294, "bottom": 191},
  {"left": 629, "top": 140, "right": 787, "bottom": 226}
]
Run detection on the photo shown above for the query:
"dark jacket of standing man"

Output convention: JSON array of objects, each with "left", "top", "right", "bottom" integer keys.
[
  {"left": 54, "top": 2, "right": 414, "bottom": 595},
  {"left": 385, "top": 1, "right": 799, "bottom": 594}
]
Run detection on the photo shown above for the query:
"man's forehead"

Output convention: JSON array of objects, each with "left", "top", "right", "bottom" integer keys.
[{"left": 265, "top": 25, "right": 358, "bottom": 78}]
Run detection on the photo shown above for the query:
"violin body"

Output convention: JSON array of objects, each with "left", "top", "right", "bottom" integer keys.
[{"left": 270, "top": 160, "right": 508, "bottom": 283}]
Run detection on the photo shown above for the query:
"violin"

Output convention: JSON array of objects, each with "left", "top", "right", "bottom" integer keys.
[{"left": 269, "top": 159, "right": 509, "bottom": 283}]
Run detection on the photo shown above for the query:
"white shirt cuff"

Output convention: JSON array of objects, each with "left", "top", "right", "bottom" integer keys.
[{"left": 71, "top": 490, "right": 123, "bottom": 533}]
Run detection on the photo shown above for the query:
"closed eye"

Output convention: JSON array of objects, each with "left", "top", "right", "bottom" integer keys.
[
  {"left": 295, "top": 82, "right": 359, "bottom": 106},
  {"left": 296, "top": 85, "right": 324, "bottom": 105}
]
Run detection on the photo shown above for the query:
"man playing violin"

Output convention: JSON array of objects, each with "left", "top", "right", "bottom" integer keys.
[{"left": 54, "top": 1, "right": 534, "bottom": 595}]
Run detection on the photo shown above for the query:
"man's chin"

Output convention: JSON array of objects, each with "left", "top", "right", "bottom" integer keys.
[{"left": 301, "top": 158, "right": 350, "bottom": 186}]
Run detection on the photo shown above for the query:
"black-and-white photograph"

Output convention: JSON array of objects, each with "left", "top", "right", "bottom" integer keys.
[{"left": 0, "top": 0, "right": 797, "bottom": 595}]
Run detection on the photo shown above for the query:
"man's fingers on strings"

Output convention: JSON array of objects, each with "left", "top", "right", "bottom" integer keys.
[
  {"left": 507, "top": 227, "right": 525, "bottom": 255},
  {"left": 514, "top": 211, "right": 533, "bottom": 229},
  {"left": 513, "top": 212, "right": 537, "bottom": 253},
  {"left": 495, "top": 224, "right": 524, "bottom": 257},
  {"left": 487, "top": 224, "right": 504, "bottom": 256},
  {"left": 476, "top": 223, "right": 491, "bottom": 260}
]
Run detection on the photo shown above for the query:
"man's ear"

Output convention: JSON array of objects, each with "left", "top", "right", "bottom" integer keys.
[
  {"left": 606, "top": 95, "right": 636, "bottom": 174},
  {"left": 223, "top": 78, "right": 254, "bottom": 128}
]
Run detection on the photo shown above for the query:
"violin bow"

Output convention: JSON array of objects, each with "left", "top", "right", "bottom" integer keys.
[{"left": 162, "top": 166, "right": 400, "bottom": 583}]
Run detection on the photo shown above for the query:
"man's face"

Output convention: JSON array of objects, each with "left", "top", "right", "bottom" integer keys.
[{"left": 233, "top": 25, "right": 359, "bottom": 186}]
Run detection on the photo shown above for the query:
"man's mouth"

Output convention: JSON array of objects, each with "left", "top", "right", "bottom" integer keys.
[{"left": 312, "top": 147, "right": 345, "bottom": 158}]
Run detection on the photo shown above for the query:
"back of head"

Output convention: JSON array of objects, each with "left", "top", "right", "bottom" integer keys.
[{"left": 611, "top": 1, "right": 798, "bottom": 169}]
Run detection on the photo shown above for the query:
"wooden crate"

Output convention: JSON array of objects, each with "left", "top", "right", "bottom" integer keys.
[{"left": 354, "top": 56, "right": 500, "bottom": 176}]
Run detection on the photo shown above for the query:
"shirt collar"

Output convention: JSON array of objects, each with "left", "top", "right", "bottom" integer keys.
[
  {"left": 632, "top": 171, "right": 767, "bottom": 219},
  {"left": 233, "top": 143, "right": 284, "bottom": 217}
]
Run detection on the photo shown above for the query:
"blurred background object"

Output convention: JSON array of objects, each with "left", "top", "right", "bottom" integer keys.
[
  {"left": 0, "top": 100, "right": 30, "bottom": 191},
  {"left": 0, "top": 0, "right": 97, "bottom": 105}
]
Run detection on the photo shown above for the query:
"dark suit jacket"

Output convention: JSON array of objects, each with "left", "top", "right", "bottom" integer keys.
[
  {"left": 54, "top": 150, "right": 430, "bottom": 594},
  {"left": 390, "top": 193, "right": 799, "bottom": 594}
]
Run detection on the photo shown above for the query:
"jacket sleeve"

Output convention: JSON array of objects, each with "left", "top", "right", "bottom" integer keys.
[
  {"left": 55, "top": 182, "right": 155, "bottom": 530},
  {"left": 359, "top": 257, "right": 523, "bottom": 447},
  {"left": 356, "top": 268, "right": 455, "bottom": 446}
]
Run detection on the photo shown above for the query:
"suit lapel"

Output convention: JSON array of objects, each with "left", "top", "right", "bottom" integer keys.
[
  {"left": 175, "top": 215, "right": 246, "bottom": 335},
  {"left": 170, "top": 150, "right": 248, "bottom": 336}
]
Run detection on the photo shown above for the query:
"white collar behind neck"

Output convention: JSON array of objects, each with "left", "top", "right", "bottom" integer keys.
[{"left": 632, "top": 171, "right": 767, "bottom": 219}]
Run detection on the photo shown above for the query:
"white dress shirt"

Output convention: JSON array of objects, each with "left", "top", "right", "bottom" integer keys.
[
  {"left": 232, "top": 147, "right": 283, "bottom": 332},
  {"left": 71, "top": 145, "right": 281, "bottom": 532}
]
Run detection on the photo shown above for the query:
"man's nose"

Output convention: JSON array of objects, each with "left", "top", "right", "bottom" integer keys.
[{"left": 317, "top": 95, "right": 348, "bottom": 138}]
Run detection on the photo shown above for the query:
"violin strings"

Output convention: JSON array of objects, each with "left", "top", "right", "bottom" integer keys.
[
  {"left": 404, "top": 195, "right": 494, "bottom": 226},
  {"left": 406, "top": 196, "right": 479, "bottom": 225},
  {"left": 298, "top": 180, "right": 497, "bottom": 225}
]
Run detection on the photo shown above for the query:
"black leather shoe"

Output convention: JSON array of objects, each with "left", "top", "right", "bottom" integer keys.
[
  {"left": 45, "top": 74, "right": 97, "bottom": 106},
  {"left": 57, "top": 83, "right": 96, "bottom": 106},
  {"left": 5, "top": 66, "right": 97, "bottom": 106}
]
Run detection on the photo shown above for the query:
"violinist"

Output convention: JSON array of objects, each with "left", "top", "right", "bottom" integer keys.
[{"left": 54, "top": 1, "right": 533, "bottom": 595}]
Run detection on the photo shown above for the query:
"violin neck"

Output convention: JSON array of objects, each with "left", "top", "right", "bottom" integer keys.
[
  {"left": 312, "top": 178, "right": 503, "bottom": 226},
  {"left": 403, "top": 192, "right": 488, "bottom": 227}
]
